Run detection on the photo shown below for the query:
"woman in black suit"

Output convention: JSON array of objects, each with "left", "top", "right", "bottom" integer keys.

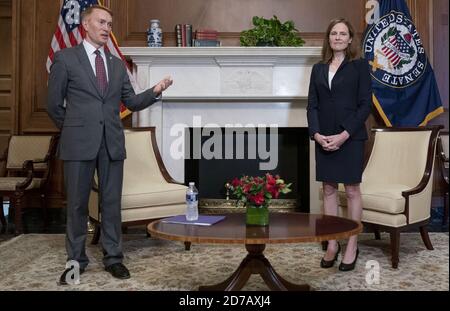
[{"left": 307, "top": 18, "right": 372, "bottom": 271}]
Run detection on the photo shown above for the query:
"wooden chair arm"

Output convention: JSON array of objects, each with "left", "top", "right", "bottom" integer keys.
[
  {"left": 402, "top": 182, "right": 429, "bottom": 198},
  {"left": 32, "top": 158, "right": 46, "bottom": 164},
  {"left": 401, "top": 126, "right": 442, "bottom": 198},
  {"left": 22, "top": 159, "right": 34, "bottom": 171},
  {"left": 14, "top": 160, "right": 34, "bottom": 190}
]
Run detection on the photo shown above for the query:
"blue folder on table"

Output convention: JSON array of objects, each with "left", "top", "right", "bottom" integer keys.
[{"left": 161, "top": 215, "right": 225, "bottom": 226}]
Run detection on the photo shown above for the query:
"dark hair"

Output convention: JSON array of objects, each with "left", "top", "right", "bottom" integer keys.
[
  {"left": 321, "top": 18, "right": 360, "bottom": 64},
  {"left": 81, "top": 5, "right": 113, "bottom": 22}
]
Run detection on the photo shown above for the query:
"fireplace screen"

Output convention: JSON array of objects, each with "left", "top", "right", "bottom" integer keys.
[{"left": 184, "top": 127, "right": 310, "bottom": 212}]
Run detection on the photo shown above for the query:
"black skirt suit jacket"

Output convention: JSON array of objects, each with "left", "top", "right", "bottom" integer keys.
[
  {"left": 307, "top": 57, "right": 372, "bottom": 139},
  {"left": 307, "top": 58, "right": 373, "bottom": 183}
]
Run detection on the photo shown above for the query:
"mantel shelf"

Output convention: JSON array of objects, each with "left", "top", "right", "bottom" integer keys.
[
  {"left": 162, "top": 95, "right": 308, "bottom": 102},
  {"left": 121, "top": 46, "right": 322, "bottom": 66},
  {"left": 121, "top": 46, "right": 322, "bottom": 57}
]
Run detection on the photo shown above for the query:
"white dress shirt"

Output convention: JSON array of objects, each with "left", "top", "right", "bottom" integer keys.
[
  {"left": 328, "top": 71, "right": 336, "bottom": 90},
  {"left": 83, "top": 40, "right": 109, "bottom": 82}
]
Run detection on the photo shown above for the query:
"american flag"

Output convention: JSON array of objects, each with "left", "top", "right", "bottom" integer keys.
[
  {"left": 46, "top": 0, "right": 134, "bottom": 119},
  {"left": 381, "top": 30, "right": 413, "bottom": 68}
]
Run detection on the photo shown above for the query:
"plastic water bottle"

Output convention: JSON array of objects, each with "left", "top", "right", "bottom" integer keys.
[{"left": 186, "top": 182, "right": 199, "bottom": 221}]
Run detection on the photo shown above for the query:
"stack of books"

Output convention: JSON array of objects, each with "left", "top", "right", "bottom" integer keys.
[
  {"left": 193, "top": 29, "right": 221, "bottom": 47},
  {"left": 175, "top": 24, "right": 193, "bottom": 47}
]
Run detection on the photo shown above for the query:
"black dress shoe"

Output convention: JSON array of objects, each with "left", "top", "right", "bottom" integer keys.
[
  {"left": 58, "top": 267, "right": 85, "bottom": 285},
  {"left": 339, "top": 248, "right": 359, "bottom": 271},
  {"left": 320, "top": 242, "right": 341, "bottom": 268},
  {"left": 105, "top": 263, "right": 130, "bottom": 279}
]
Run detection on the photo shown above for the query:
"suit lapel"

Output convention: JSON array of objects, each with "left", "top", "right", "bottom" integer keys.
[
  {"left": 75, "top": 44, "right": 103, "bottom": 98},
  {"left": 326, "top": 57, "right": 349, "bottom": 91},
  {"left": 320, "top": 64, "right": 330, "bottom": 91},
  {"left": 336, "top": 57, "right": 349, "bottom": 74},
  {"left": 331, "top": 57, "right": 349, "bottom": 91},
  {"left": 320, "top": 63, "right": 330, "bottom": 91}
]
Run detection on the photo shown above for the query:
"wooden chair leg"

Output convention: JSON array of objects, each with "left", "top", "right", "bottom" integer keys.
[
  {"left": 41, "top": 194, "right": 48, "bottom": 233},
  {"left": 91, "top": 223, "right": 101, "bottom": 245},
  {"left": 12, "top": 192, "right": 24, "bottom": 235},
  {"left": 184, "top": 241, "right": 191, "bottom": 251},
  {"left": 0, "top": 197, "right": 6, "bottom": 234},
  {"left": 443, "top": 192, "right": 449, "bottom": 226},
  {"left": 321, "top": 240, "right": 328, "bottom": 251},
  {"left": 374, "top": 227, "right": 381, "bottom": 240},
  {"left": 419, "top": 225, "right": 434, "bottom": 250},
  {"left": 389, "top": 229, "right": 400, "bottom": 269}
]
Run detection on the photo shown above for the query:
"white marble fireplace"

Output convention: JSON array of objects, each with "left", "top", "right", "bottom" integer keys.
[{"left": 121, "top": 46, "right": 323, "bottom": 213}]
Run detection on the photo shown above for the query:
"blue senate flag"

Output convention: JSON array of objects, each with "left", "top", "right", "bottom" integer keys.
[{"left": 362, "top": 0, "right": 444, "bottom": 126}]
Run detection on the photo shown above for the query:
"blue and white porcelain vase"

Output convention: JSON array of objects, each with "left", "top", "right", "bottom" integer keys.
[{"left": 147, "top": 19, "right": 162, "bottom": 47}]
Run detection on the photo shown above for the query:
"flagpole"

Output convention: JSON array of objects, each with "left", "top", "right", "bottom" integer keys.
[
  {"left": 372, "top": 94, "right": 393, "bottom": 127},
  {"left": 97, "top": 0, "right": 132, "bottom": 119}
]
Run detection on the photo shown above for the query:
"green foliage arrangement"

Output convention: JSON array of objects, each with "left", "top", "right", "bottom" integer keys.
[{"left": 240, "top": 15, "right": 305, "bottom": 47}]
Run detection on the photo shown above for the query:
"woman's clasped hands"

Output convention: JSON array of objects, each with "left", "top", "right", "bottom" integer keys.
[{"left": 314, "top": 131, "right": 350, "bottom": 152}]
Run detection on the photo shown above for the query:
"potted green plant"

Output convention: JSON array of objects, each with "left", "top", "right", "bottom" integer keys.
[{"left": 240, "top": 15, "right": 305, "bottom": 47}]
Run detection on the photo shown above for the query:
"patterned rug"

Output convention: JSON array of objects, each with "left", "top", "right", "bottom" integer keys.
[{"left": 0, "top": 233, "right": 448, "bottom": 291}]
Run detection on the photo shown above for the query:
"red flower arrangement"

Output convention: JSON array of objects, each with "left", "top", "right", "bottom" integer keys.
[{"left": 229, "top": 173, "right": 292, "bottom": 207}]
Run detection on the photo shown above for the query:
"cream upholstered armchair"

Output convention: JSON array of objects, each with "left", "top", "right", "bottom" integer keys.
[
  {"left": 88, "top": 127, "right": 187, "bottom": 243},
  {"left": 337, "top": 126, "right": 441, "bottom": 268},
  {"left": 0, "top": 135, "right": 57, "bottom": 234}
]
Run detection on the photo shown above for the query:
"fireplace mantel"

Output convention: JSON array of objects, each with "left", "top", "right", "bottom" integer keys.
[
  {"left": 121, "top": 46, "right": 322, "bottom": 63},
  {"left": 121, "top": 47, "right": 322, "bottom": 213},
  {"left": 120, "top": 47, "right": 322, "bottom": 97}
]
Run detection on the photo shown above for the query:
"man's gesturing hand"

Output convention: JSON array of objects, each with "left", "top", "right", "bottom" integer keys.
[{"left": 153, "top": 76, "right": 173, "bottom": 94}]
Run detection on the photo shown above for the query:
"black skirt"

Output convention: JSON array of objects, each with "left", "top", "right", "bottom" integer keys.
[{"left": 315, "top": 139, "right": 365, "bottom": 184}]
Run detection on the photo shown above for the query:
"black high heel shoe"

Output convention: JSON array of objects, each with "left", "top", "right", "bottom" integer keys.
[
  {"left": 320, "top": 242, "right": 341, "bottom": 268},
  {"left": 339, "top": 248, "right": 359, "bottom": 271}
]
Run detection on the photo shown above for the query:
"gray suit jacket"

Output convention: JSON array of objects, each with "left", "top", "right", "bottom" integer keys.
[{"left": 47, "top": 44, "right": 159, "bottom": 161}]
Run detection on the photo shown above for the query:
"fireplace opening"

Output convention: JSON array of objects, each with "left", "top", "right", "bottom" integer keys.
[{"left": 184, "top": 127, "right": 310, "bottom": 212}]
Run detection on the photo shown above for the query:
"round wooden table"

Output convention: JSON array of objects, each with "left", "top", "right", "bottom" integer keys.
[{"left": 147, "top": 213, "right": 362, "bottom": 291}]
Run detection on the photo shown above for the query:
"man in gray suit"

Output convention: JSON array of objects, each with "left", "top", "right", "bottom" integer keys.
[{"left": 47, "top": 5, "right": 173, "bottom": 285}]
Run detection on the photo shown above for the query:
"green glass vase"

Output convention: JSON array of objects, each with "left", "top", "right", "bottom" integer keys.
[{"left": 246, "top": 204, "right": 269, "bottom": 226}]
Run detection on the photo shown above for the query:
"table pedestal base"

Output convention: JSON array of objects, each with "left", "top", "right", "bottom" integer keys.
[{"left": 199, "top": 244, "right": 310, "bottom": 291}]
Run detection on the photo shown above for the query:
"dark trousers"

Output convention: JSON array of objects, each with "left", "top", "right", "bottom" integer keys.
[{"left": 63, "top": 135, "right": 124, "bottom": 268}]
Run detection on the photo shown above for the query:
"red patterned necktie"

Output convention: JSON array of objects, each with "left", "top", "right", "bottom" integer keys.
[{"left": 94, "top": 50, "right": 108, "bottom": 95}]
